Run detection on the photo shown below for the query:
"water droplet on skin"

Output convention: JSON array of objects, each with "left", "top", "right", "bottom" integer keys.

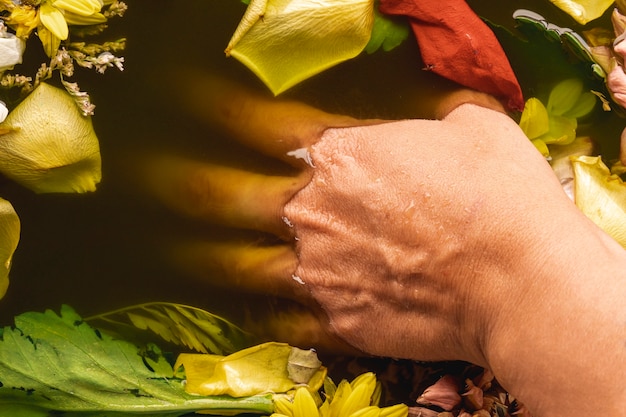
[
  {"left": 282, "top": 216, "right": 294, "bottom": 227},
  {"left": 286, "top": 148, "right": 315, "bottom": 167}
]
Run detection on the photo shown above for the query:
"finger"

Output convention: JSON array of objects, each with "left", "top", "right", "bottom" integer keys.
[
  {"left": 135, "top": 153, "right": 310, "bottom": 238},
  {"left": 167, "top": 239, "right": 311, "bottom": 301},
  {"left": 243, "top": 299, "right": 362, "bottom": 355},
  {"left": 167, "top": 69, "right": 365, "bottom": 167}
]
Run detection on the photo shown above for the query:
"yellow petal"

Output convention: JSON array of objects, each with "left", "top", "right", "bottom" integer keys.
[
  {"left": 228, "top": 0, "right": 374, "bottom": 95},
  {"left": 39, "top": 2, "right": 69, "bottom": 40},
  {"left": 0, "top": 198, "right": 20, "bottom": 300},
  {"left": 37, "top": 25, "right": 61, "bottom": 57},
  {"left": 63, "top": 11, "right": 107, "bottom": 25},
  {"left": 519, "top": 97, "right": 550, "bottom": 140},
  {"left": 293, "top": 387, "right": 320, "bottom": 417},
  {"left": 572, "top": 155, "right": 626, "bottom": 247},
  {"left": 548, "top": 0, "right": 613, "bottom": 25},
  {"left": 0, "top": 83, "right": 101, "bottom": 193},
  {"left": 329, "top": 380, "right": 352, "bottom": 417},
  {"left": 273, "top": 395, "right": 295, "bottom": 417},
  {"left": 176, "top": 342, "right": 302, "bottom": 397},
  {"left": 53, "top": 0, "right": 102, "bottom": 16},
  {"left": 349, "top": 406, "right": 381, "bottom": 417},
  {"left": 338, "top": 382, "right": 375, "bottom": 416},
  {"left": 379, "top": 404, "right": 409, "bottom": 417}
]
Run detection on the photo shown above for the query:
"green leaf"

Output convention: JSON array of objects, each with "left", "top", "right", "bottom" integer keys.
[
  {"left": 563, "top": 91, "right": 597, "bottom": 119},
  {"left": 364, "top": 6, "right": 409, "bottom": 54},
  {"left": 547, "top": 78, "right": 583, "bottom": 116},
  {"left": 86, "top": 302, "right": 253, "bottom": 355},
  {"left": 539, "top": 113, "right": 577, "bottom": 145},
  {"left": 0, "top": 305, "right": 273, "bottom": 416}
]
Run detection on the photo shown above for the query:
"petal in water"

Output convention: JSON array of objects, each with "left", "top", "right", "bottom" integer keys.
[
  {"left": 0, "top": 198, "right": 20, "bottom": 300},
  {"left": 572, "top": 155, "right": 626, "bottom": 247},
  {"left": 226, "top": 0, "right": 374, "bottom": 95},
  {"left": 0, "top": 83, "right": 101, "bottom": 194},
  {"left": 548, "top": 0, "right": 614, "bottom": 25}
]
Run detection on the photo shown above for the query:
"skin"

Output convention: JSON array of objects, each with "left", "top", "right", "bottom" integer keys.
[{"left": 132, "top": 71, "right": 626, "bottom": 416}]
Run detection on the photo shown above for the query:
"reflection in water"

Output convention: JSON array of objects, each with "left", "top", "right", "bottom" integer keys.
[
  {"left": 0, "top": 0, "right": 623, "bottom": 350},
  {"left": 0, "top": 0, "right": 445, "bottom": 328}
]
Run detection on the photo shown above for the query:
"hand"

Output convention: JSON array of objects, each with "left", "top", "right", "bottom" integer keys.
[{"left": 129, "top": 70, "right": 626, "bottom": 417}]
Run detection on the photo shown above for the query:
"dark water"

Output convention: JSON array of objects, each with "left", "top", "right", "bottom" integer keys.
[{"left": 0, "top": 0, "right": 623, "bottom": 335}]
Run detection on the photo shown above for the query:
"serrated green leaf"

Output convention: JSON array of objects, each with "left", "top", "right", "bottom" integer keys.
[
  {"left": 0, "top": 305, "right": 273, "bottom": 416},
  {"left": 86, "top": 302, "right": 252, "bottom": 355}
]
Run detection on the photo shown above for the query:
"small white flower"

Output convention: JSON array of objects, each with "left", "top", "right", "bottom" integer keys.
[
  {"left": 0, "top": 31, "right": 26, "bottom": 73},
  {"left": 0, "top": 101, "right": 8, "bottom": 124}
]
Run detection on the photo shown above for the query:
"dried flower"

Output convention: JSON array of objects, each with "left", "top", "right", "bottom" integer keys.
[
  {"left": 416, "top": 376, "right": 461, "bottom": 411},
  {"left": 0, "top": 26, "right": 25, "bottom": 73}
]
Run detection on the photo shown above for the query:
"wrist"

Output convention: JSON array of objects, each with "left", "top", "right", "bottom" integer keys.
[{"left": 478, "top": 207, "right": 626, "bottom": 416}]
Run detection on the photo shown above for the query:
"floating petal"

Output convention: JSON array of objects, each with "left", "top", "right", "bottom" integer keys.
[
  {"left": 572, "top": 155, "right": 626, "bottom": 247},
  {"left": 0, "top": 198, "right": 19, "bottom": 300},
  {"left": 175, "top": 342, "right": 326, "bottom": 397},
  {"left": 548, "top": 0, "right": 613, "bottom": 25},
  {"left": 0, "top": 83, "right": 101, "bottom": 193},
  {"left": 227, "top": 0, "right": 374, "bottom": 95}
]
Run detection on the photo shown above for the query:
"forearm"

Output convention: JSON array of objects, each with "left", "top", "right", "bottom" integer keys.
[{"left": 482, "top": 208, "right": 626, "bottom": 416}]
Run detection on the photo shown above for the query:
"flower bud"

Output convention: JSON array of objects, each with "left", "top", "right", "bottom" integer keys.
[{"left": 0, "top": 83, "right": 101, "bottom": 193}]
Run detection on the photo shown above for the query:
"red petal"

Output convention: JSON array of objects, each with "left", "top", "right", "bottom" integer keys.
[{"left": 379, "top": 0, "right": 524, "bottom": 111}]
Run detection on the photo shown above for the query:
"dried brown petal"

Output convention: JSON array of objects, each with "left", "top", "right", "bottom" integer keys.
[
  {"left": 472, "top": 369, "right": 494, "bottom": 390},
  {"left": 461, "top": 379, "right": 483, "bottom": 411},
  {"left": 416, "top": 375, "right": 462, "bottom": 411},
  {"left": 408, "top": 406, "right": 440, "bottom": 417}
]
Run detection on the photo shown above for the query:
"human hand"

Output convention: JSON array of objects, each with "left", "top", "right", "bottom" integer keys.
[{"left": 130, "top": 71, "right": 626, "bottom": 416}]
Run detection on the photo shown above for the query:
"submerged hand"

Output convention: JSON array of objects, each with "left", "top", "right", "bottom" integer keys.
[{"left": 132, "top": 71, "right": 626, "bottom": 417}]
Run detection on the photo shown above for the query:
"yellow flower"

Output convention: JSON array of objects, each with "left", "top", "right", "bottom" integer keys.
[
  {"left": 37, "top": 0, "right": 106, "bottom": 56},
  {"left": 4, "top": 4, "right": 40, "bottom": 39},
  {"left": 271, "top": 373, "right": 409, "bottom": 417},
  {"left": 519, "top": 79, "right": 596, "bottom": 158}
]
